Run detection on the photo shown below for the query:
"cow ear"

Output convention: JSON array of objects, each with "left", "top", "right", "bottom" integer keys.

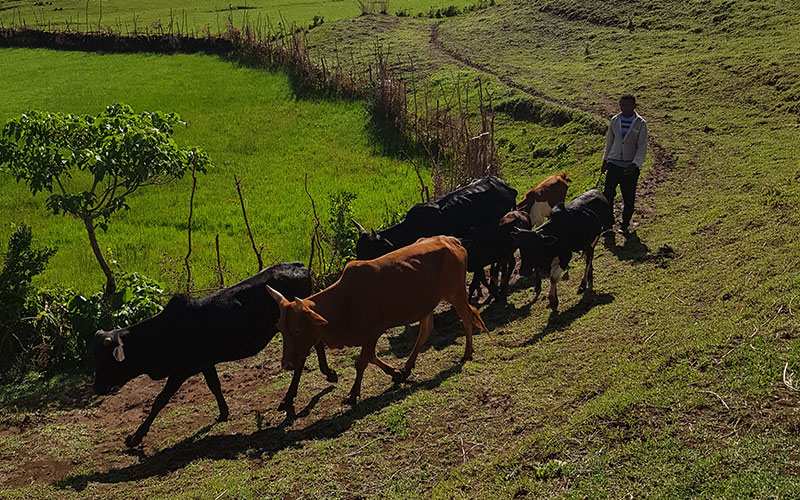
[
  {"left": 511, "top": 227, "right": 534, "bottom": 243},
  {"left": 113, "top": 344, "right": 125, "bottom": 362},
  {"left": 305, "top": 307, "right": 329, "bottom": 327},
  {"left": 542, "top": 235, "right": 558, "bottom": 246},
  {"left": 369, "top": 229, "right": 378, "bottom": 241}
]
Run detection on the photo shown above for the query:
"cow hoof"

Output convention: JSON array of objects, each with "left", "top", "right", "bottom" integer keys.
[
  {"left": 216, "top": 413, "right": 229, "bottom": 423},
  {"left": 344, "top": 395, "right": 359, "bottom": 406},
  {"left": 462, "top": 351, "right": 474, "bottom": 362},
  {"left": 326, "top": 370, "right": 339, "bottom": 383},
  {"left": 577, "top": 284, "right": 586, "bottom": 295},
  {"left": 278, "top": 400, "right": 296, "bottom": 420},
  {"left": 392, "top": 369, "right": 406, "bottom": 384},
  {"left": 124, "top": 433, "right": 143, "bottom": 448}
]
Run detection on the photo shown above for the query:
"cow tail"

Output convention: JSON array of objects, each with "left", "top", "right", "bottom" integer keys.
[{"left": 469, "top": 305, "right": 491, "bottom": 338}]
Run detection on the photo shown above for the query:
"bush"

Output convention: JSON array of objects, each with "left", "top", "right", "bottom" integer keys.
[
  {"left": 68, "top": 272, "right": 164, "bottom": 362},
  {"left": 0, "top": 224, "right": 56, "bottom": 377},
  {"left": 327, "top": 190, "right": 359, "bottom": 267},
  {"left": 0, "top": 240, "right": 165, "bottom": 381}
]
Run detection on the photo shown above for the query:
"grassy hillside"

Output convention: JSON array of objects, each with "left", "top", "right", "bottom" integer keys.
[
  {"left": 0, "top": 0, "right": 487, "bottom": 33},
  {"left": 2, "top": 0, "right": 800, "bottom": 497},
  {"left": 0, "top": 48, "right": 425, "bottom": 292}
]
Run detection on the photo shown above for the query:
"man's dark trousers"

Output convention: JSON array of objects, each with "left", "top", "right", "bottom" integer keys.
[{"left": 603, "top": 164, "right": 639, "bottom": 230}]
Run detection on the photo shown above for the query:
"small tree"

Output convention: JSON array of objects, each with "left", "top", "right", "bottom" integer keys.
[{"left": 0, "top": 104, "right": 212, "bottom": 298}]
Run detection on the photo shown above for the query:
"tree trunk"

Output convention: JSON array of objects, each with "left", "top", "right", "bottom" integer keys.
[{"left": 82, "top": 216, "right": 116, "bottom": 299}]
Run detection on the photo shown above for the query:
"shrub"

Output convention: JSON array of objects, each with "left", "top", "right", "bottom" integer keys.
[
  {"left": 0, "top": 224, "right": 56, "bottom": 377},
  {"left": 327, "top": 190, "right": 359, "bottom": 268},
  {"left": 68, "top": 272, "right": 164, "bottom": 359}
]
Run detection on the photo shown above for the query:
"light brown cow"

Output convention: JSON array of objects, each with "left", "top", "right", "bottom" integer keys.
[
  {"left": 267, "top": 235, "right": 488, "bottom": 418},
  {"left": 516, "top": 172, "right": 571, "bottom": 228}
]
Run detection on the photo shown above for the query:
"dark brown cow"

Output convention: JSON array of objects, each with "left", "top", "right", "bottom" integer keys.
[
  {"left": 464, "top": 210, "right": 532, "bottom": 301},
  {"left": 267, "top": 236, "right": 488, "bottom": 418},
  {"left": 516, "top": 172, "right": 571, "bottom": 228}
]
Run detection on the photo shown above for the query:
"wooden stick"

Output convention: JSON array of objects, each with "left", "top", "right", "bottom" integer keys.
[{"left": 234, "top": 173, "right": 263, "bottom": 271}]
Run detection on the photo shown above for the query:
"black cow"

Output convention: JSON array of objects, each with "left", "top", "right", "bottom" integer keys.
[
  {"left": 511, "top": 190, "right": 613, "bottom": 312},
  {"left": 354, "top": 176, "right": 517, "bottom": 261},
  {"left": 93, "top": 262, "right": 337, "bottom": 447},
  {"left": 464, "top": 210, "right": 531, "bottom": 301}
]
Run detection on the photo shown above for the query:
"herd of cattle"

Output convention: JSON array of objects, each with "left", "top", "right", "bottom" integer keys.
[{"left": 93, "top": 174, "right": 614, "bottom": 447}]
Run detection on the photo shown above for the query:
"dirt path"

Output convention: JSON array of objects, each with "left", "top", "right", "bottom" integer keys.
[
  {"left": 428, "top": 22, "right": 677, "bottom": 221},
  {"left": 0, "top": 354, "right": 294, "bottom": 489}
]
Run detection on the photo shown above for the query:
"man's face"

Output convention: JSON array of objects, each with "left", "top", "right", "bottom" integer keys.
[{"left": 619, "top": 98, "right": 635, "bottom": 117}]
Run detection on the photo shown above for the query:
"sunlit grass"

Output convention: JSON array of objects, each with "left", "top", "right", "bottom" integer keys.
[{"left": 0, "top": 48, "right": 426, "bottom": 292}]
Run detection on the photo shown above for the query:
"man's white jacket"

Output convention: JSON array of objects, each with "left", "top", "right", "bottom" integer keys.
[{"left": 602, "top": 112, "right": 648, "bottom": 168}]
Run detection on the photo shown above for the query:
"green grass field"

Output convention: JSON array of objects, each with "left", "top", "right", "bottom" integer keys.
[
  {"left": 2, "top": 0, "right": 800, "bottom": 497},
  {"left": 0, "top": 0, "right": 488, "bottom": 33},
  {"left": 0, "top": 48, "right": 427, "bottom": 292}
]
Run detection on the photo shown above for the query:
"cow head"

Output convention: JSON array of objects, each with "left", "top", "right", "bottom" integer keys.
[
  {"left": 266, "top": 285, "right": 329, "bottom": 372},
  {"left": 353, "top": 219, "right": 394, "bottom": 260},
  {"left": 511, "top": 228, "right": 558, "bottom": 276},
  {"left": 93, "top": 328, "right": 137, "bottom": 395}
]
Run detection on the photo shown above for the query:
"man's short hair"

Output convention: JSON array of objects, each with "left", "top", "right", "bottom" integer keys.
[{"left": 620, "top": 94, "right": 636, "bottom": 105}]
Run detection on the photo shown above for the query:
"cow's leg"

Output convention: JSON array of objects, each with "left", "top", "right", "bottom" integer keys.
[
  {"left": 451, "top": 299, "right": 480, "bottom": 361},
  {"left": 578, "top": 239, "right": 599, "bottom": 294},
  {"left": 370, "top": 353, "right": 404, "bottom": 384},
  {"left": 347, "top": 341, "right": 376, "bottom": 405},
  {"left": 202, "top": 366, "right": 229, "bottom": 422},
  {"left": 489, "top": 262, "right": 500, "bottom": 294},
  {"left": 125, "top": 374, "right": 189, "bottom": 448},
  {"left": 548, "top": 257, "right": 564, "bottom": 312},
  {"left": 401, "top": 313, "right": 434, "bottom": 380},
  {"left": 533, "top": 269, "right": 542, "bottom": 300},
  {"left": 278, "top": 355, "right": 308, "bottom": 420},
  {"left": 468, "top": 273, "right": 482, "bottom": 301},
  {"left": 314, "top": 342, "right": 338, "bottom": 383},
  {"left": 499, "top": 253, "right": 515, "bottom": 298}
]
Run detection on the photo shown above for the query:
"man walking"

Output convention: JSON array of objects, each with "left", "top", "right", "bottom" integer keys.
[{"left": 602, "top": 94, "right": 648, "bottom": 235}]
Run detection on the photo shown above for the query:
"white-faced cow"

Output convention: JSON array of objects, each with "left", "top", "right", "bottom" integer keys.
[
  {"left": 463, "top": 210, "right": 532, "bottom": 301},
  {"left": 93, "top": 262, "right": 336, "bottom": 447},
  {"left": 266, "top": 236, "right": 488, "bottom": 418},
  {"left": 353, "top": 176, "right": 517, "bottom": 260},
  {"left": 511, "top": 190, "right": 613, "bottom": 312},
  {"left": 516, "top": 172, "right": 571, "bottom": 228}
]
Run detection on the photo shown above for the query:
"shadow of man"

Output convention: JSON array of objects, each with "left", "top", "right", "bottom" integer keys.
[{"left": 603, "top": 230, "right": 650, "bottom": 263}]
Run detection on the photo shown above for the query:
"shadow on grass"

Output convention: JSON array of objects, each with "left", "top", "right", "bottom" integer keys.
[
  {"left": 0, "top": 373, "right": 97, "bottom": 414},
  {"left": 54, "top": 363, "right": 464, "bottom": 491},
  {"left": 520, "top": 291, "right": 615, "bottom": 347},
  {"left": 386, "top": 295, "right": 532, "bottom": 359},
  {"left": 602, "top": 231, "right": 650, "bottom": 263}
]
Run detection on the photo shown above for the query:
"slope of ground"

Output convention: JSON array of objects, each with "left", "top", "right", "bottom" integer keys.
[{"left": 2, "top": 0, "right": 800, "bottom": 497}]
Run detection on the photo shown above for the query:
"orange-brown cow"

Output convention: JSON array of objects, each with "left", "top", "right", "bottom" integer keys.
[
  {"left": 267, "top": 235, "right": 488, "bottom": 418},
  {"left": 516, "top": 172, "right": 571, "bottom": 228}
]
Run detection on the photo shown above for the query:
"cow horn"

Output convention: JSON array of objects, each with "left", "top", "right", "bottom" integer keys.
[
  {"left": 351, "top": 219, "right": 367, "bottom": 235},
  {"left": 266, "top": 285, "right": 288, "bottom": 305}
]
